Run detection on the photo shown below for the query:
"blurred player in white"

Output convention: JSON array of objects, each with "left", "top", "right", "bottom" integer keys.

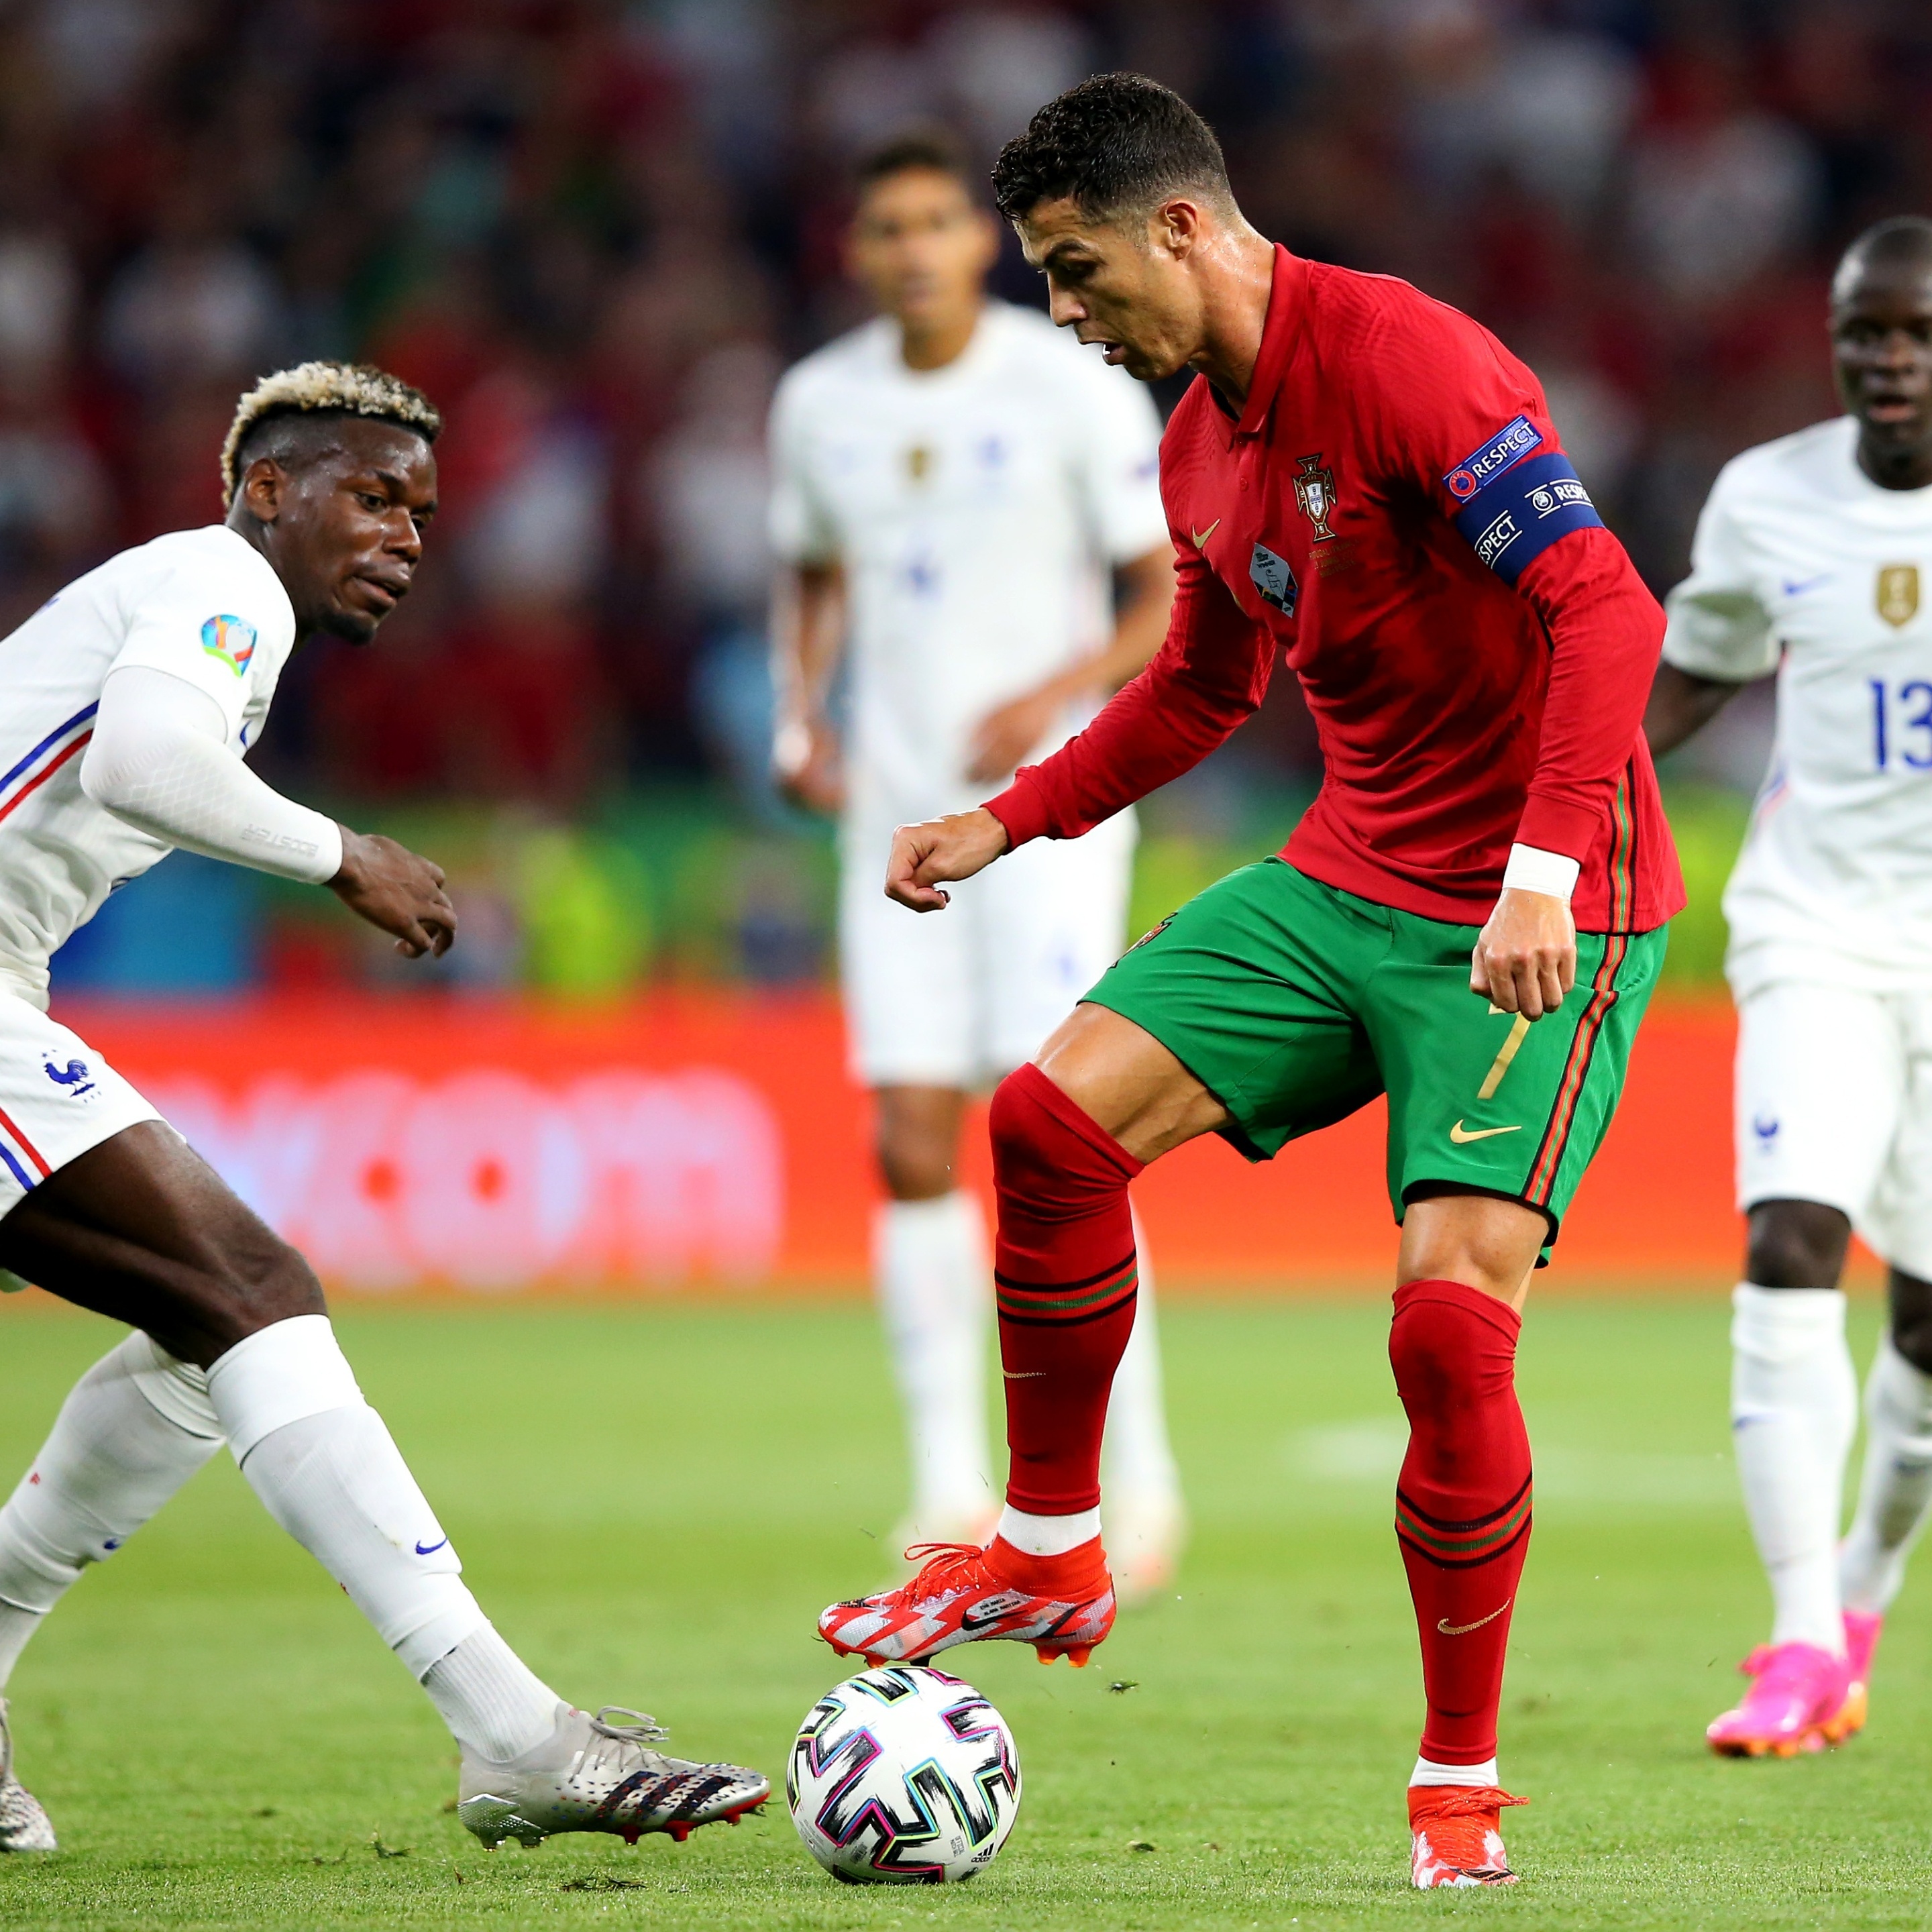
[
  {"left": 769, "top": 133, "right": 1185, "bottom": 1593},
  {"left": 1648, "top": 216, "right": 1932, "bottom": 1758},
  {"left": 0, "top": 364, "right": 766, "bottom": 1851}
]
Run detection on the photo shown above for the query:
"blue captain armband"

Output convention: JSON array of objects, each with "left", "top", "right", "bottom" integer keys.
[{"left": 1447, "top": 449, "right": 1604, "bottom": 586}]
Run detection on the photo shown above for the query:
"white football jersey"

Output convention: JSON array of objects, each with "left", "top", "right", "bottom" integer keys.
[
  {"left": 0, "top": 525, "right": 296, "bottom": 1007},
  {"left": 1664, "top": 417, "right": 1932, "bottom": 998},
  {"left": 768, "top": 301, "right": 1169, "bottom": 820}
]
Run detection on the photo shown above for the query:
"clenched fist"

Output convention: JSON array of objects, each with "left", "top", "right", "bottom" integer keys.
[{"left": 883, "top": 808, "right": 1012, "bottom": 912}]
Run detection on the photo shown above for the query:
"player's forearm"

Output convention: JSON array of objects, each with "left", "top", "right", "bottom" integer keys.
[
  {"left": 770, "top": 562, "right": 845, "bottom": 727},
  {"left": 1511, "top": 527, "right": 1668, "bottom": 861},
  {"left": 1644, "top": 661, "right": 1747, "bottom": 759},
  {"left": 988, "top": 618, "right": 1270, "bottom": 847},
  {"left": 80, "top": 667, "right": 342, "bottom": 883}
]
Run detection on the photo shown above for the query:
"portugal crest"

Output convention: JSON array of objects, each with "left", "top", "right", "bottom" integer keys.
[
  {"left": 1294, "top": 453, "right": 1338, "bottom": 541},
  {"left": 1878, "top": 564, "right": 1921, "bottom": 629}
]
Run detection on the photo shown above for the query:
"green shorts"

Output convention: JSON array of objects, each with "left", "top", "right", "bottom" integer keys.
[{"left": 1088, "top": 858, "right": 1665, "bottom": 1242}]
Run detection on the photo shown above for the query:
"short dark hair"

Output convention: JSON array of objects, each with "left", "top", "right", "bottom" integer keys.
[
  {"left": 1835, "top": 213, "right": 1932, "bottom": 301},
  {"left": 991, "top": 72, "right": 1232, "bottom": 225},
  {"left": 856, "top": 128, "right": 974, "bottom": 196}
]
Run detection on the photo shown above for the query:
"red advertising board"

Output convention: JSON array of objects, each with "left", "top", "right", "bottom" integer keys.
[{"left": 49, "top": 990, "right": 1746, "bottom": 1294}]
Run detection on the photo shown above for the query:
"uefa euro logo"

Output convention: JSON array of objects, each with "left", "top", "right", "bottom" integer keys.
[{"left": 201, "top": 613, "right": 258, "bottom": 677}]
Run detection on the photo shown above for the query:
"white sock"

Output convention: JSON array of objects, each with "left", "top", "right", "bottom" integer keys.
[
  {"left": 1102, "top": 1214, "right": 1182, "bottom": 1499},
  {"left": 875, "top": 1193, "right": 994, "bottom": 1531},
  {"left": 209, "top": 1317, "right": 487, "bottom": 1676},
  {"left": 1841, "top": 1339, "right": 1932, "bottom": 1615},
  {"left": 995, "top": 1505, "right": 1101, "bottom": 1555},
  {"left": 0, "top": 1332, "right": 223, "bottom": 1686},
  {"left": 1730, "top": 1284, "right": 1855, "bottom": 1652},
  {"left": 1411, "top": 1755, "right": 1499, "bottom": 1788},
  {"left": 422, "top": 1624, "right": 566, "bottom": 1764}
]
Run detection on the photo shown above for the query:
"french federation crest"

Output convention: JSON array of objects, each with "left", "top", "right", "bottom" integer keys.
[
  {"left": 1878, "top": 564, "right": 1920, "bottom": 629},
  {"left": 1249, "top": 543, "right": 1298, "bottom": 616},
  {"left": 1293, "top": 453, "right": 1338, "bottom": 541},
  {"left": 201, "top": 614, "right": 257, "bottom": 677}
]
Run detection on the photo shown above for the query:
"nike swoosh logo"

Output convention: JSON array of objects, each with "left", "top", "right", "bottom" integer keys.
[
  {"left": 1003, "top": 1370, "right": 1049, "bottom": 1379},
  {"left": 1450, "top": 1120, "right": 1521, "bottom": 1143},
  {"left": 1438, "top": 1601, "right": 1511, "bottom": 1637},
  {"left": 1189, "top": 519, "right": 1220, "bottom": 547},
  {"left": 1782, "top": 574, "right": 1829, "bottom": 597},
  {"left": 415, "top": 1537, "right": 449, "bottom": 1556}
]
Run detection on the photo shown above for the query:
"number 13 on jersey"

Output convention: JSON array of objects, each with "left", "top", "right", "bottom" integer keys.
[{"left": 1870, "top": 678, "right": 1932, "bottom": 771}]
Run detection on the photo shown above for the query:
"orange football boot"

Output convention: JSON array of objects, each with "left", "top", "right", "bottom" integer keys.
[{"left": 1408, "top": 1785, "right": 1528, "bottom": 1888}]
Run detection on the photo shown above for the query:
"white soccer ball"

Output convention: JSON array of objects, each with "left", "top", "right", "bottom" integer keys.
[{"left": 787, "top": 1664, "right": 1021, "bottom": 1884}]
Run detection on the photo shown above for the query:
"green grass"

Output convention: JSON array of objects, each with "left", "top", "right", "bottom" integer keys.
[{"left": 0, "top": 1291, "right": 1923, "bottom": 1930}]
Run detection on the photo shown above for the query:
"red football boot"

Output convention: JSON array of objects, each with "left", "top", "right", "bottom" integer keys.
[
  {"left": 817, "top": 1536, "right": 1115, "bottom": 1667},
  {"left": 1408, "top": 1785, "right": 1528, "bottom": 1888}
]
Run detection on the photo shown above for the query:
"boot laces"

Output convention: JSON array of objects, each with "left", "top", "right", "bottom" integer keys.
[
  {"left": 900, "top": 1542, "right": 992, "bottom": 1595},
  {"left": 586, "top": 1707, "right": 671, "bottom": 1771},
  {"left": 1417, "top": 1786, "right": 1528, "bottom": 1821}
]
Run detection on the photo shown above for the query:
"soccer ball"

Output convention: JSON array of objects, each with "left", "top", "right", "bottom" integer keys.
[{"left": 786, "top": 1664, "right": 1021, "bottom": 1884}]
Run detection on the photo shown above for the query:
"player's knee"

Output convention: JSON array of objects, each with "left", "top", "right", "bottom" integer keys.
[
  {"left": 215, "top": 1230, "right": 326, "bottom": 1335},
  {"left": 1745, "top": 1200, "right": 1851, "bottom": 1289},
  {"left": 989, "top": 1069, "right": 1053, "bottom": 1200},
  {"left": 1890, "top": 1271, "right": 1932, "bottom": 1375},
  {"left": 875, "top": 1122, "right": 955, "bottom": 1201}
]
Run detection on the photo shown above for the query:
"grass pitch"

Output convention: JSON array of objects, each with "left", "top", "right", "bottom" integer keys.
[{"left": 0, "top": 1289, "right": 1924, "bottom": 1931}]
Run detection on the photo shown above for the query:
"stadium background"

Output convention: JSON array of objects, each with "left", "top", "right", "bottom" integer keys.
[{"left": 0, "top": 0, "right": 1917, "bottom": 1289}]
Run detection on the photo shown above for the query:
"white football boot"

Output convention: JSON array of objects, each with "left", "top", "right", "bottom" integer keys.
[
  {"left": 0, "top": 1701, "right": 55, "bottom": 1852},
  {"left": 458, "top": 1705, "right": 768, "bottom": 1849}
]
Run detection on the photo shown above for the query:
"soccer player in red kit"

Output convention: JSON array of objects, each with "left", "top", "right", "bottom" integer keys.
[{"left": 815, "top": 75, "right": 1682, "bottom": 1885}]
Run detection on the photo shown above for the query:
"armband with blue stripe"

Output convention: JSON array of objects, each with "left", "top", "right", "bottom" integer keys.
[{"left": 1441, "top": 416, "right": 1604, "bottom": 586}]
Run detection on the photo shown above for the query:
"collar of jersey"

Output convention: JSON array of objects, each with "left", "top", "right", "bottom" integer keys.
[{"left": 1231, "top": 246, "right": 1309, "bottom": 439}]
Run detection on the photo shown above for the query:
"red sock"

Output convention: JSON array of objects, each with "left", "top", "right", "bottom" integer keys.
[
  {"left": 989, "top": 1062, "right": 1142, "bottom": 1517},
  {"left": 1388, "top": 1278, "right": 1533, "bottom": 1768}
]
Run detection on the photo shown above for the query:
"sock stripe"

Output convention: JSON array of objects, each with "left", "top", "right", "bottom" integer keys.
[
  {"left": 996, "top": 1257, "right": 1137, "bottom": 1313},
  {"left": 1396, "top": 1480, "right": 1533, "bottom": 1566},
  {"left": 994, "top": 1250, "right": 1138, "bottom": 1296},
  {"left": 998, "top": 1287, "right": 1138, "bottom": 1330}
]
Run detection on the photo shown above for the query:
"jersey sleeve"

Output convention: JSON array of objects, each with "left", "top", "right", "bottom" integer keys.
[
  {"left": 107, "top": 551, "right": 281, "bottom": 741},
  {"left": 767, "top": 370, "right": 841, "bottom": 567},
  {"left": 1660, "top": 465, "right": 1777, "bottom": 681},
  {"left": 983, "top": 537, "right": 1274, "bottom": 846},
  {"left": 1065, "top": 356, "right": 1170, "bottom": 565}
]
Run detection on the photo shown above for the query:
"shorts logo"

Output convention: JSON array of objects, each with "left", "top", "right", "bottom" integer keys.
[
  {"left": 1444, "top": 415, "right": 1544, "bottom": 501},
  {"left": 201, "top": 614, "right": 258, "bottom": 677},
  {"left": 1752, "top": 1114, "right": 1780, "bottom": 1143},
  {"left": 1878, "top": 564, "right": 1920, "bottom": 629},
  {"left": 1473, "top": 511, "right": 1521, "bottom": 569},
  {"left": 1450, "top": 1119, "right": 1520, "bottom": 1143},
  {"left": 1293, "top": 454, "right": 1338, "bottom": 541},
  {"left": 1249, "top": 542, "right": 1298, "bottom": 616},
  {"left": 42, "top": 1056, "right": 96, "bottom": 1099},
  {"left": 1527, "top": 478, "right": 1592, "bottom": 518}
]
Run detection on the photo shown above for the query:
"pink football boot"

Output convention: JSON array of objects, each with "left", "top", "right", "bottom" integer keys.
[
  {"left": 1706, "top": 1642, "right": 1856, "bottom": 1757},
  {"left": 1837, "top": 1609, "right": 1882, "bottom": 1738}
]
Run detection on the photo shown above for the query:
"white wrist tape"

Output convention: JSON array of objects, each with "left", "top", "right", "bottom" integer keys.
[
  {"left": 1502, "top": 842, "right": 1580, "bottom": 902},
  {"left": 206, "top": 1315, "right": 365, "bottom": 1464}
]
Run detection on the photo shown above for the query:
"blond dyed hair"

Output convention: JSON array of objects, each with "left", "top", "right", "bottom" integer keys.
[{"left": 221, "top": 362, "right": 441, "bottom": 506}]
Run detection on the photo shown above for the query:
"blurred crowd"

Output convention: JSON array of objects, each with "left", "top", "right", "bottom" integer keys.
[{"left": 0, "top": 0, "right": 1923, "bottom": 987}]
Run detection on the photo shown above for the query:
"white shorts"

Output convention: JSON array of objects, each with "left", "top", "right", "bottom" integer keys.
[
  {"left": 0, "top": 996, "right": 160, "bottom": 1213},
  {"left": 1736, "top": 979, "right": 1932, "bottom": 1277},
  {"left": 841, "top": 810, "right": 1137, "bottom": 1089}
]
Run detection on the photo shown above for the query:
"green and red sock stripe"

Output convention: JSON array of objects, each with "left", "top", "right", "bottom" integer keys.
[
  {"left": 1395, "top": 1473, "right": 1533, "bottom": 1569},
  {"left": 994, "top": 1250, "right": 1138, "bottom": 1327}
]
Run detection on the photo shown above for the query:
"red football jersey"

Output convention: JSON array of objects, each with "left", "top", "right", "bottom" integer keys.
[{"left": 985, "top": 246, "right": 1683, "bottom": 934}]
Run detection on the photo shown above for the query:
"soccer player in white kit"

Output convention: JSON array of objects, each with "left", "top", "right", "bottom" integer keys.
[
  {"left": 0, "top": 363, "right": 767, "bottom": 1851},
  {"left": 769, "top": 133, "right": 1186, "bottom": 1593},
  {"left": 1646, "top": 216, "right": 1932, "bottom": 1758}
]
